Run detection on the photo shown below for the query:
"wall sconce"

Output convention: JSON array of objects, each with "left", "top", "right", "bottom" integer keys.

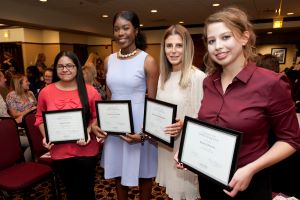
[
  {"left": 273, "top": 16, "right": 283, "bottom": 28},
  {"left": 3, "top": 30, "right": 10, "bottom": 39}
]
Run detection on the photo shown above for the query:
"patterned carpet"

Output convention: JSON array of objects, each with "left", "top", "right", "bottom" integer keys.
[{"left": 4, "top": 165, "right": 171, "bottom": 200}]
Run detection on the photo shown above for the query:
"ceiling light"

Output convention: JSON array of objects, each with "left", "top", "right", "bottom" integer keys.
[
  {"left": 39, "top": 0, "right": 47, "bottom": 2},
  {"left": 179, "top": 21, "right": 184, "bottom": 24},
  {"left": 267, "top": 32, "right": 273, "bottom": 34},
  {"left": 212, "top": 3, "right": 220, "bottom": 7},
  {"left": 273, "top": 0, "right": 283, "bottom": 29},
  {"left": 287, "top": 12, "right": 294, "bottom": 15},
  {"left": 102, "top": 14, "right": 109, "bottom": 18},
  {"left": 151, "top": 10, "right": 158, "bottom": 13},
  {"left": 0, "top": 24, "right": 6, "bottom": 26},
  {"left": 140, "top": 24, "right": 144, "bottom": 27}
]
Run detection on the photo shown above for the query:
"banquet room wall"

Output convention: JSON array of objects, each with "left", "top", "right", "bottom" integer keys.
[{"left": 0, "top": 27, "right": 299, "bottom": 74}]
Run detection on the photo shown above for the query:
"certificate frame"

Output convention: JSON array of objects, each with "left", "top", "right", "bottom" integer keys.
[
  {"left": 178, "top": 116, "right": 242, "bottom": 189},
  {"left": 42, "top": 108, "right": 88, "bottom": 144},
  {"left": 143, "top": 97, "right": 177, "bottom": 147},
  {"left": 95, "top": 100, "right": 134, "bottom": 135}
]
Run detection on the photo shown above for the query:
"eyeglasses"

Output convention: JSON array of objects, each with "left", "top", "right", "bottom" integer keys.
[{"left": 57, "top": 63, "right": 75, "bottom": 71}]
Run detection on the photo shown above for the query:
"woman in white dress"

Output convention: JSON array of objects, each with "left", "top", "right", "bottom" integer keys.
[{"left": 155, "top": 24, "right": 206, "bottom": 200}]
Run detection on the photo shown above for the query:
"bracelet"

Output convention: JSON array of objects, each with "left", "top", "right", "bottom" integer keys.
[
  {"left": 139, "top": 129, "right": 145, "bottom": 145},
  {"left": 140, "top": 134, "right": 145, "bottom": 146}
]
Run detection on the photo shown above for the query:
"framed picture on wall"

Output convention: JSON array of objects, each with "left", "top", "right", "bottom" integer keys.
[{"left": 271, "top": 48, "right": 287, "bottom": 64}]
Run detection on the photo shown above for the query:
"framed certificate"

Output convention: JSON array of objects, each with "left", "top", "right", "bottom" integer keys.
[
  {"left": 42, "top": 108, "right": 88, "bottom": 143},
  {"left": 96, "top": 100, "right": 134, "bottom": 135},
  {"left": 143, "top": 97, "right": 177, "bottom": 147},
  {"left": 178, "top": 116, "right": 242, "bottom": 189}
]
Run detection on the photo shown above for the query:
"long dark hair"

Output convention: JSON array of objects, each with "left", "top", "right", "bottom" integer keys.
[
  {"left": 52, "top": 51, "right": 90, "bottom": 124},
  {"left": 113, "top": 10, "right": 147, "bottom": 50}
]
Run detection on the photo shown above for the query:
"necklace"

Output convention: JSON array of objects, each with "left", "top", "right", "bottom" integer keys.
[{"left": 118, "top": 49, "right": 137, "bottom": 58}]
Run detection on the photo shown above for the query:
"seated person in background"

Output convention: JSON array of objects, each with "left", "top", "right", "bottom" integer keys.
[
  {"left": 5, "top": 73, "right": 33, "bottom": 161},
  {"left": 256, "top": 54, "right": 280, "bottom": 73},
  {"left": 6, "top": 74, "right": 37, "bottom": 124},
  {"left": 95, "top": 57, "right": 106, "bottom": 89},
  {"left": 82, "top": 65, "right": 106, "bottom": 99},
  {"left": 26, "top": 65, "right": 44, "bottom": 97},
  {"left": 0, "top": 69, "right": 10, "bottom": 102},
  {"left": 85, "top": 52, "right": 99, "bottom": 68},
  {"left": 0, "top": 70, "right": 9, "bottom": 117},
  {"left": 42, "top": 68, "right": 53, "bottom": 88}
]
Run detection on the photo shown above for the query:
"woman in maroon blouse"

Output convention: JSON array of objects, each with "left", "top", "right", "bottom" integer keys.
[{"left": 197, "top": 7, "right": 300, "bottom": 200}]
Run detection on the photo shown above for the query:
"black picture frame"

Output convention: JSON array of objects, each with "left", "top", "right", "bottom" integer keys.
[
  {"left": 143, "top": 97, "right": 177, "bottom": 148},
  {"left": 178, "top": 116, "right": 242, "bottom": 190},
  {"left": 271, "top": 48, "right": 287, "bottom": 64},
  {"left": 95, "top": 100, "right": 134, "bottom": 135},
  {"left": 42, "top": 108, "right": 88, "bottom": 144}
]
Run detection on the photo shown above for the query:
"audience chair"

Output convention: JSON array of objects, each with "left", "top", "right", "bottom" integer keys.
[
  {"left": 0, "top": 117, "right": 57, "bottom": 200},
  {"left": 22, "top": 109, "right": 52, "bottom": 165},
  {"left": 23, "top": 110, "right": 62, "bottom": 199}
]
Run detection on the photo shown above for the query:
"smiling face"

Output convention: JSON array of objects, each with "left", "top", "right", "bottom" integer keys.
[
  {"left": 206, "top": 22, "right": 248, "bottom": 69},
  {"left": 113, "top": 17, "right": 137, "bottom": 52},
  {"left": 56, "top": 56, "right": 77, "bottom": 83},
  {"left": 164, "top": 34, "right": 184, "bottom": 70}
]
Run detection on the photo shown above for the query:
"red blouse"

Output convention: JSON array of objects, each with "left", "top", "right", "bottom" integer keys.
[{"left": 198, "top": 63, "right": 300, "bottom": 167}]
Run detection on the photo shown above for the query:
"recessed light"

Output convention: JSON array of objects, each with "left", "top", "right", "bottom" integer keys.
[
  {"left": 140, "top": 24, "right": 144, "bottom": 27},
  {"left": 102, "top": 14, "right": 109, "bottom": 18},
  {"left": 179, "top": 21, "right": 184, "bottom": 24},
  {"left": 151, "top": 10, "right": 158, "bottom": 13},
  {"left": 212, "top": 3, "right": 220, "bottom": 7},
  {"left": 267, "top": 31, "right": 273, "bottom": 34},
  {"left": 40, "top": 0, "right": 47, "bottom": 2},
  {"left": 0, "top": 24, "right": 6, "bottom": 26},
  {"left": 287, "top": 12, "right": 294, "bottom": 15}
]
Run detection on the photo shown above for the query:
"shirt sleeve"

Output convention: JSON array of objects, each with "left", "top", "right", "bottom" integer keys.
[
  {"left": 191, "top": 69, "right": 206, "bottom": 118},
  {"left": 88, "top": 86, "right": 102, "bottom": 124},
  {"left": 267, "top": 74, "right": 300, "bottom": 149},
  {"left": 35, "top": 89, "right": 47, "bottom": 126},
  {"left": 5, "top": 92, "right": 16, "bottom": 110},
  {"left": 0, "top": 96, "right": 9, "bottom": 117}
]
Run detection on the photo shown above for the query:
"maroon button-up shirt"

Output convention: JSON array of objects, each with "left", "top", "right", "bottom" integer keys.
[{"left": 198, "top": 63, "right": 300, "bottom": 167}]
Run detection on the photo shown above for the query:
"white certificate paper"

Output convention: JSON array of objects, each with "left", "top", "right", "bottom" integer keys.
[
  {"left": 96, "top": 101, "right": 133, "bottom": 134},
  {"left": 44, "top": 109, "right": 86, "bottom": 143},
  {"left": 145, "top": 101, "right": 174, "bottom": 143},
  {"left": 179, "top": 117, "right": 241, "bottom": 187}
]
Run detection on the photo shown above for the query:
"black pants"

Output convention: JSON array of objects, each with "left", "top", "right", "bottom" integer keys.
[
  {"left": 198, "top": 169, "right": 272, "bottom": 200},
  {"left": 53, "top": 156, "right": 98, "bottom": 200}
]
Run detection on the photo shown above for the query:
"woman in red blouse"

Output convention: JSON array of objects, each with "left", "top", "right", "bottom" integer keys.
[
  {"left": 35, "top": 51, "right": 101, "bottom": 200},
  {"left": 197, "top": 7, "right": 300, "bottom": 200}
]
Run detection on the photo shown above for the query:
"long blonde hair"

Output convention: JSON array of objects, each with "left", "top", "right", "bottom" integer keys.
[
  {"left": 10, "top": 74, "right": 32, "bottom": 98},
  {"left": 160, "top": 24, "right": 194, "bottom": 89},
  {"left": 85, "top": 52, "right": 99, "bottom": 67},
  {"left": 203, "top": 7, "right": 257, "bottom": 74},
  {"left": 82, "top": 65, "right": 97, "bottom": 85}
]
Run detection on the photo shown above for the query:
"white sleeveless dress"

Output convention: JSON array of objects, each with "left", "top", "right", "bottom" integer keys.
[{"left": 101, "top": 51, "right": 158, "bottom": 186}]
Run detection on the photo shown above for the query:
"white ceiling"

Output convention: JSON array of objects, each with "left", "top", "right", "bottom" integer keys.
[{"left": 0, "top": 0, "right": 300, "bottom": 38}]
